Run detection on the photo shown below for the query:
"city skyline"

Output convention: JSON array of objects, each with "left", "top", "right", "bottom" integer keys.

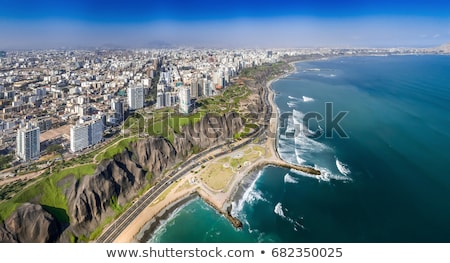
[{"left": 0, "top": 0, "right": 449, "bottom": 49}]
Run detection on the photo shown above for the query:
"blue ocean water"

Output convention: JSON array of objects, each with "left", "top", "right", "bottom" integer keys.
[{"left": 148, "top": 55, "right": 450, "bottom": 243}]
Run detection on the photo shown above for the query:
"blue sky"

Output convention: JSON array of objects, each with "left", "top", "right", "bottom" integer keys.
[{"left": 0, "top": 0, "right": 449, "bottom": 49}]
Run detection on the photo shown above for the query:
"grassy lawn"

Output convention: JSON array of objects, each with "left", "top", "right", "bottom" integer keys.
[
  {"left": 0, "top": 163, "right": 96, "bottom": 222},
  {"left": 146, "top": 109, "right": 206, "bottom": 142},
  {"left": 240, "top": 62, "right": 289, "bottom": 79},
  {"left": 197, "top": 85, "right": 249, "bottom": 114},
  {"left": 252, "top": 145, "right": 265, "bottom": 154},
  {"left": 95, "top": 137, "right": 138, "bottom": 162},
  {"left": 200, "top": 162, "right": 234, "bottom": 191},
  {"left": 199, "top": 145, "right": 263, "bottom": 191}
]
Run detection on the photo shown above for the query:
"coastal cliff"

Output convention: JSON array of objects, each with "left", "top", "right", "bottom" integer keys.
[{"left": 0, "top": 112, "right": 244, "bottom": 242}]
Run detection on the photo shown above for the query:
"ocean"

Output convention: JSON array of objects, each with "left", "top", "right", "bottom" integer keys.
[{"left": 146, "top": 55, "right": 450, "bottom": 243}]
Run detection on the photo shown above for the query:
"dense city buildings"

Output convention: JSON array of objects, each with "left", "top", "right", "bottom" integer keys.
[{"left": 0, "top": 47, "right": 443, "bottom": 166}]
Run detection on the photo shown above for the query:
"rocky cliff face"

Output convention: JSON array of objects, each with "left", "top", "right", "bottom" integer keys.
[
  {"left": 0, "top": 203, "right": 61, "bottom": 243},
  {"left": 0, "top": 112, "right": 244, "bottom": 242}
]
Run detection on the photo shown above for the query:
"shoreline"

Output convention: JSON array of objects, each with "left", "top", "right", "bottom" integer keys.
[
  {"left": 118, "top": 59, "right": 316, "bottom": 243},
  {"left": 134, "top": 192, "right": 199, "bottom": 242}
]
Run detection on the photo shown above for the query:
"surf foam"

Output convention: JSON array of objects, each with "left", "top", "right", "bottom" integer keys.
[
  {"left": 302, "top": 96, "right": 315, "bottom": 102},
  {"left": 335, "top": 158, "right": 351, "bottom": 176},
  {"left": 284, "top": 173, "right": 299, "bottom": 184}
]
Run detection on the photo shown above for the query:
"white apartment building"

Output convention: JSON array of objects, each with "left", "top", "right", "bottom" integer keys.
[
  {"left": 16, "top": 123, "right": 40, "bottom": 161},
  {"left": 127, "top": 86, "right": 144, "bottom": 110},
  {"left": 179, "top": 87, "right": 191, "bottom": 114},
  {"left": 70, "top": 116, "right": 104, "bottom": 152}
]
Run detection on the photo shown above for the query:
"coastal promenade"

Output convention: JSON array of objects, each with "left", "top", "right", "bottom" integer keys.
[{"left": 97, "top": 62, "right": 321, "bottom": 243}]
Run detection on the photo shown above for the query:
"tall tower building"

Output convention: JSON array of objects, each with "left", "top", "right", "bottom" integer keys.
[
  {"left": 70, "top": 116, "right": 104, "bottom": 153},
  {"left": 190, "top": 79, "right": 199, "bottom": 98},
  {"left": 127, "top": 86, "right": 144, "bottom": 110},
  {"left": 16, "top": 123, "right": 40, "bottom": 161},
  {"left": 179, "top": 87, "right": 191, "bottom": 114},
  {"left": 156, "top": 92, "right": 165, "bottom": 108},
  {"left": 111, "top": 98, "right": 124, "bottom": 120},
  {"left": 70, "top": 124, "right": 89, "bottom": 153}
]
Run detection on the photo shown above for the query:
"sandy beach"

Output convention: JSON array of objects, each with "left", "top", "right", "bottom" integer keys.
[{"left": 111, "top": 62, "right": 299, "bottom": 243}]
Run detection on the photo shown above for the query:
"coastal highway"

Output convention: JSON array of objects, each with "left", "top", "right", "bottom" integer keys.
[
  {"left": 96, "top": 124, "right": 265, "bottom": 243},
  {"left": 97, "top": 81, "right": 273, "bottom": 243}
]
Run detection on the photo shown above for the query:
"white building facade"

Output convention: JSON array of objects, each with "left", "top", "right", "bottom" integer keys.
[
  {"left": 127, "top": 86, "right": 144, "bottom": 110},
  {"left": 16, "top": 123, "right": 40, "bottom": 161},
  {"left": 178, "top": 87, "right": 191, "bottom": 114},
  {"left": 70, "top": 117, "right": 104, "bottom": 152}
]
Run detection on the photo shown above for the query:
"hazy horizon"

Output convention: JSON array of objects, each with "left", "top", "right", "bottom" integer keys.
[{"left": 1, "top": 0, "right": 449, "bottom": 49}]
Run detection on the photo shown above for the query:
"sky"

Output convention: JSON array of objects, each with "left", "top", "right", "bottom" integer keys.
[{"left": 0, "top": 0, "right": 449, "bottom": 49}]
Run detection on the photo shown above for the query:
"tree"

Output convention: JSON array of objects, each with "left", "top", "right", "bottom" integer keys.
[
  {"left": 0, "top": 154, "right": 13, "bottom": 170},
  {"left": 46, "top": 144, "right": 64, "bottom": 154}
]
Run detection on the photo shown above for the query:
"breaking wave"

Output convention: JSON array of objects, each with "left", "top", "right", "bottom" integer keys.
[
  {"left": 302, "top": 96, "right": 314, "bottom": 102},
  {"left": 336, "top": 158, "right": 351, "bottom": 176},
  {"left": 287, "top": 101, "right": 297, "bottom": 108},
  {"left": 284, "top": 173, "right": 299, "bottom": 184},
  {"left": 288, "top": 95, "right": 315, "bottom": 103},
  {"left": 231, "top": 170, "right": 267, "bottom": 216},
  {"left": 274, "top": 202, "right": 285, "bottom": 218},
  {"left": 274, "top": 202, "right": 306, "bottom": 231},
  {"left": 292, "top": 109, "right": 330, "bottom": 153},
  {"left": 289, "top": 165, "right": 352, "bottom": 182}
]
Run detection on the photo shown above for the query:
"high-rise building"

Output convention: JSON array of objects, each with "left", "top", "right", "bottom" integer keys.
[
  {"left": 156, "top": 92, "right": 165, "bottom": 108},
  {"left": 202, "top": 78, "right": 212, "bottom": 97},
  {"left": 179, "top": 87, "right": 191, "bottom": 114},
  {"left": 16, "top": 123, "right": 40, "bottom": 162},
  {"left": 89, "top": 119, "right": 103, "bottom": 146},
  {"left": 70, "top": 116, "right": 104, "bottom": 152},
  {"left": 70, "top": 124, "right": 89, "bottom": 153},
  {"left": 190, "top": 79, "right": 199, "bottom": 98},
  {"left": 111, "top": 98, "right": 123, "bottom": 120},
  {"left": 127, "top": 86, "right": 144, "bottom": 110}
]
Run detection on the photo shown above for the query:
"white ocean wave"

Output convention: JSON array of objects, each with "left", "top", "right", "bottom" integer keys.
[
  {"left": 295, "top": 154, "right": 306, "bottom": 164},
  {"left": 335, "top": 158, "right": 351, "bottom": 176},
  {"left": 284, "top": 173, "right": 299, "bottom": 184},
  {"left": 302, "top": 96, "right": 314, "bottom": 102},
  {"left": 289, "top": 168, "right": 328, "bottom": 181},
  {"left": 318, "top": 73, "right": 336, "bottom": 78},
  {"left": 292, "top": 109, "right": 305, "bottom": 122},
  {"left": 274, "top": 202, "right": 306, "bottom": 231},
  {"left": 279, "top": 109, "right": 330, "bottom": 166},
  {"left": 315, "top": 165, "right": 353, "bottom": 182},
  {"left": 274, "top": 202, "right": 285, "bottom": 218},
  {"left": 287, "top": 101, "right": 297, "bottom": 108},
  {"left": 231, "top": 170, "right": 266, "bottom": 216},
  {"left": 289, "top": 165, "right": 352, "bottom": 182},
  {"left": 246, "top": 189, "right": 268, "bottom": 204},
  {"left": 292, "top": 110, "right": 329, "bottom": 151},
  {"left": 294, "top": 130, "right": 330, "bottom": 152}
]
